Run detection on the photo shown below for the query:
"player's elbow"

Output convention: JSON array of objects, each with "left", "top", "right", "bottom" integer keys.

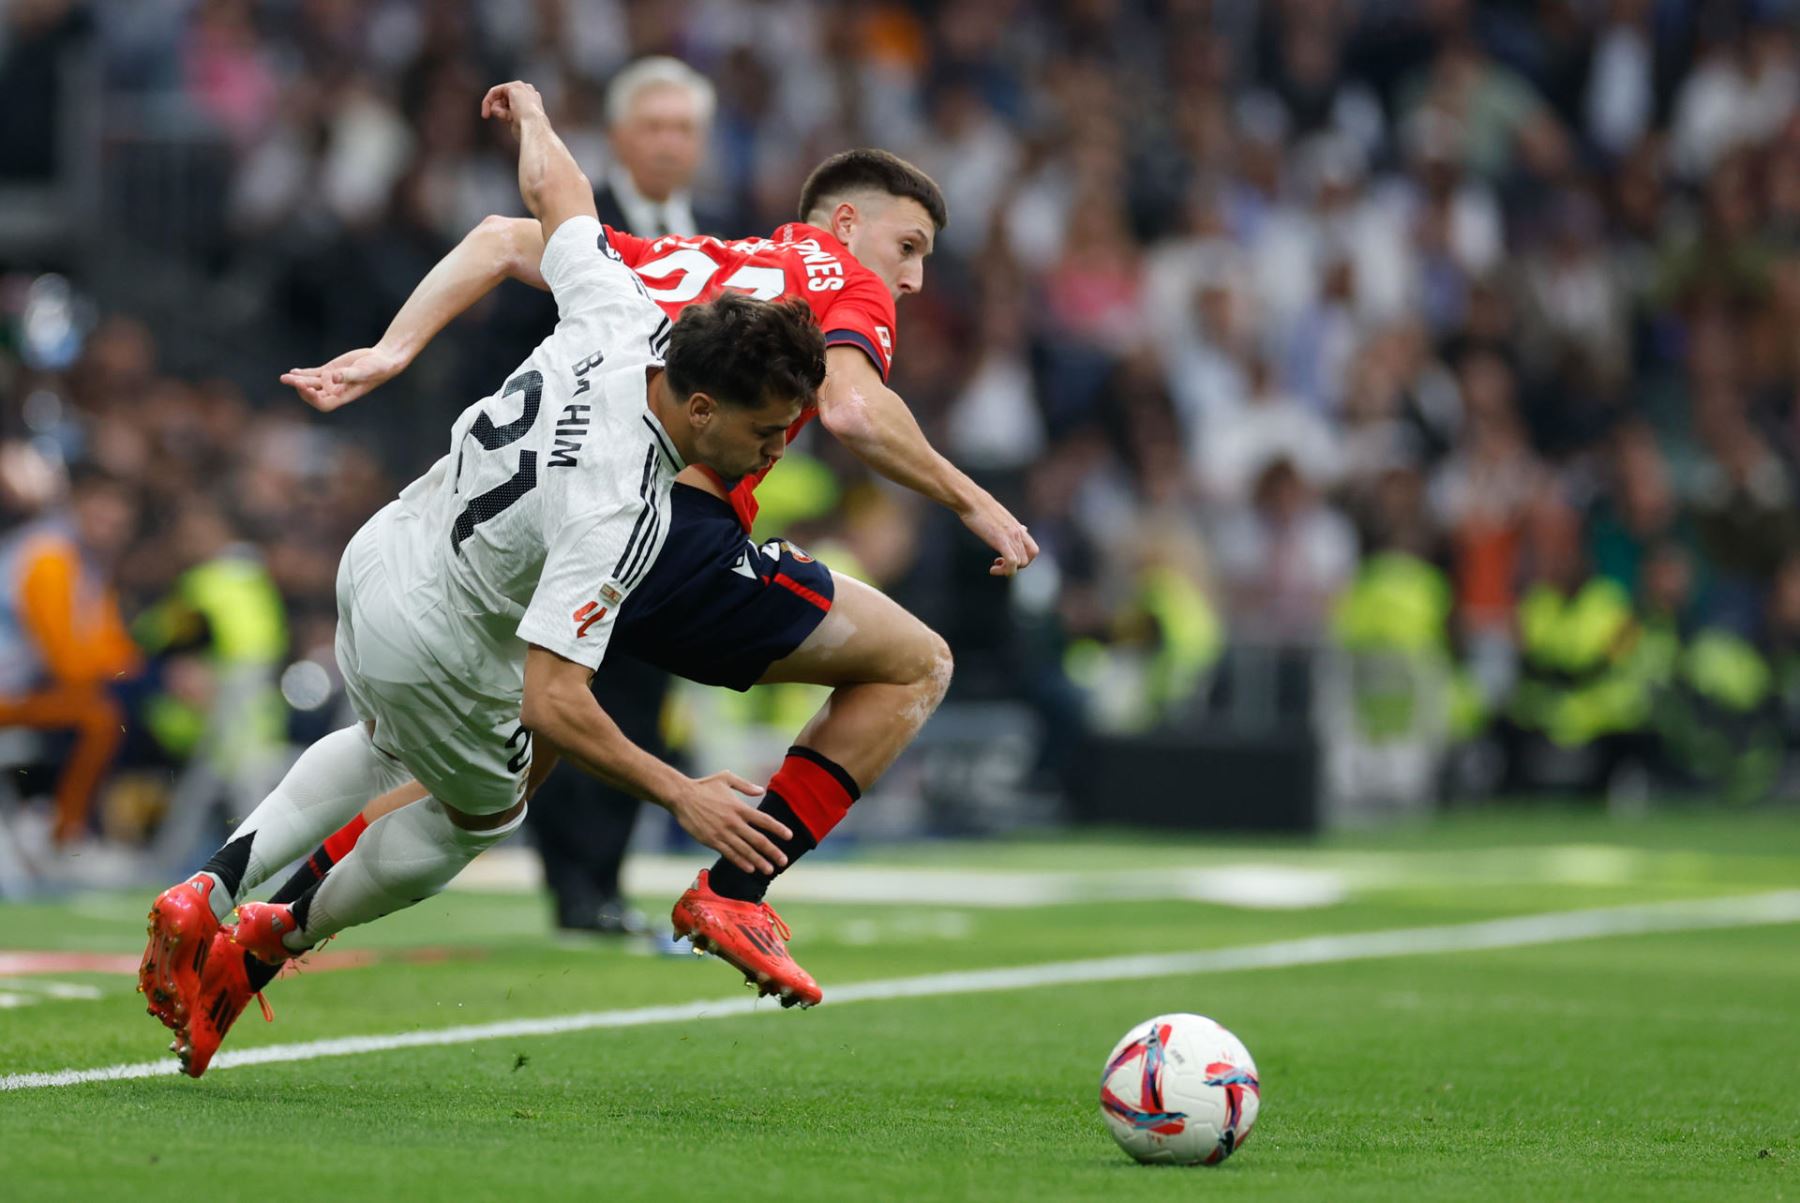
[
  {"left": 478, "top": 214, "right": 542, "bottom": 284},
  {"left": 475, "top": 213, "right": 516, "bottom": 253},
  {"left": 518, "top": 689, "right": 554, "bottom": 741},
  {"left": 817, "top": 382, "right": 879, "bottom": 447},
  {"left": 519, "top": 675, "right": 579, "bottom": 745}
]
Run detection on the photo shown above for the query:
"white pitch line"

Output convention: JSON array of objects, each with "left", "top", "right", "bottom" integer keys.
[{"left": 6, "top": 890, "right": 1798, "bottom": 1093}]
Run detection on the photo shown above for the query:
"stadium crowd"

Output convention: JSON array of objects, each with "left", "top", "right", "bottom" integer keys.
[{"left": 6, "top": 0, "right": 1800, "bottom": 850}]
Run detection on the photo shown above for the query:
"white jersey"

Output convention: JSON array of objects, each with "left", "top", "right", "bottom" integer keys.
[{"left": 352, "top": 215, "right": 682, "bottom": 726}]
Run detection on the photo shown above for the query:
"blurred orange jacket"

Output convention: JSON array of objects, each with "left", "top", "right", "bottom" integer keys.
[
  {"left": 0, "top": 520, "right": 141, "bottom": 843},
  {"left": 1, "top": 521, "right": 140, "bottom": 691}
]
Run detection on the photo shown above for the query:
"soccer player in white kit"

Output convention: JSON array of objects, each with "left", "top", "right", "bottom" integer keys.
[{"left": 138, "top": 82, "right": 825, "bottom": 1071}]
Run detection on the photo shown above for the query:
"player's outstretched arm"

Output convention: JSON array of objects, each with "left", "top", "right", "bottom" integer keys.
[
  {"left": 816, "top": 346, "right": 1040, "bottom": 576},
  {"left": 280, "top": 216, "right": 550, "bottom": 413},
  {"left": 481, "top": 80, "right": 596, "bottom": 241},
  {"left": 521, "top": 646, "right": 793, "bottom": 874}
]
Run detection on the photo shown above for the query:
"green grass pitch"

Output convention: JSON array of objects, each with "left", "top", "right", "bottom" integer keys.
[{"left": 1, "top": 808, "right": 1797, "bottom": 1202}]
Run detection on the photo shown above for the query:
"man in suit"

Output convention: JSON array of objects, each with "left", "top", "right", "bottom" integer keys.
[
  {"left": 533, "top": 57, "right": 730, "bottom": 937},
  {"left": 592, "top": 57, "right": 731, "bottom": 240}
]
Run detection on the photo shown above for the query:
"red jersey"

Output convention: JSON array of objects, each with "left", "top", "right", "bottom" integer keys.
[{"left": 604, "top": 222, "right": 898, "bottom": 530}]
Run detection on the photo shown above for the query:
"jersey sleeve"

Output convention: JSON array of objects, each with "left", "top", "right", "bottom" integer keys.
[
  {"left": 818, "top": 270, "right": 899, "bottom": 380},
  {"left": 515, "top": 504, "right": 636, "bottom": 672},
  {"left": 602, "top": 225, "right": 653, "bottom": 268},
  {"left": 540, "top": 215, "right": 652, "bottom": 325}
]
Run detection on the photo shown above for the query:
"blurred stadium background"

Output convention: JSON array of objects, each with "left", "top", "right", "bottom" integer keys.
[{"left": 5, "top": 0, "right": 1800, "bottom": 896}]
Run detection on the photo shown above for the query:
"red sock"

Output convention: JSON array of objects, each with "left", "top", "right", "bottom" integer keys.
[
  {"left": 320, "top": 813, "right": 368, "bottom": 865},
  {"left": 705, "top": 748, "right": 863, "bottom": 902},
  {"left": 769, "top": 747, "right": 861, "bottom": 842}
]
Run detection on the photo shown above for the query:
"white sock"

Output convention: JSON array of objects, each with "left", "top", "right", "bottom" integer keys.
[
  {"left": 289, "top": 797, "right": 526, "bottom": 948},
  {"left": 199, "top": 725, "right": 409, "bottom": 921}
]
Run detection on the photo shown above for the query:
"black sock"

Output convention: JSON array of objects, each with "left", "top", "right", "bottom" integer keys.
[
  {"left": 288, "top": 880, "right": 320, "bottom": 935},
  {"left": 705, "top": 794, "right": 816, "bottom": 903},
  {"left": 243, "top": 950, "right": 282, "bottom": 992},
  {"left": 268, "top": 842, "right": 335, "bottom": 907},
  {"left": 201, "top": 834, "right": 254, "bottom": 901}
]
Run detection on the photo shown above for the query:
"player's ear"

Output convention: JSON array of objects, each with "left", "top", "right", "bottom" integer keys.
[
  {"left": 688, "top": 391, "right": 718, "bottom": 426},
  {"left": 831, "top": 200, "right": 859, "bottom": 243}
]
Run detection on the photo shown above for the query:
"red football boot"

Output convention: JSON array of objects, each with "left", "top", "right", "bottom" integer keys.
[
  {"left": 228, "top": 901, "right": 305, "bottom": 966},
  {"left": 671, "top": 870, "right": 822, "bottom": 1008},
  {"left": 176, "top": 929, "right": 275, "bottom": 1078},
  {"left": 137, "top": 873, "right": 221, "bottom": 1032}
]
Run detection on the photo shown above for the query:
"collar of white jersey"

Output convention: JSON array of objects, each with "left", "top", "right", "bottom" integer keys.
[{"left": 641, "top": 411, "right": 685, "bottom": 471}]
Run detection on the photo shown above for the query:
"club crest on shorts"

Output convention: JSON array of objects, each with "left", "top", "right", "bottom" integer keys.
[{"left": 758, "top": 537, "right": 813, "bottom": 564}]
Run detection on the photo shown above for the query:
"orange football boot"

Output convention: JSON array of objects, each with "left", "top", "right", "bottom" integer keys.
[
  {"left": 671, "top": 870, "right": 821, "bottom": 1008},
  {"left": 228, "top": 901, "right": 305, "bottom": 966},
  {"left": 137, "top": 873, "right": 221, "bottom": 1032},
  {"left": 174, "top": 929, "right": 275, "bottom": 1078}
]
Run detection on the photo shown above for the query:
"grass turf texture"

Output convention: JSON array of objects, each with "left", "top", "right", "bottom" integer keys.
[{"left": 1, "top": 808, "right": 1796, "bottom": 1202}]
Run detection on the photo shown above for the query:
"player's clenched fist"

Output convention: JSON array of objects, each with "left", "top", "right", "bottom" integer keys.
[{"left": 480, "top": 81, "right": 545, "bottom": 129}]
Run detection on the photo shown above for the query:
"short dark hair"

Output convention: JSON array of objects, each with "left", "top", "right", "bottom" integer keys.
[
  {"left": 799, "top": 149, "right": 948, "bottom": 232},
  {"left": 664, "top": 293, "right": 826, "bottom": 411}
]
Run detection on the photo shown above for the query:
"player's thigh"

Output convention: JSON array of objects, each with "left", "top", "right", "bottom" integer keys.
[
  {"left": 755, "top": 571, "right": 949, "bottom": 689},
  {"left": 369, "top": 697, "right": 533, "bottom": 822}
]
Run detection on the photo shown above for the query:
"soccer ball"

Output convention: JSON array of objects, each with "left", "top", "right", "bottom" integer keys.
[{"left": 1098, "top": 1012, "right": 1260, "bottom": 1166}]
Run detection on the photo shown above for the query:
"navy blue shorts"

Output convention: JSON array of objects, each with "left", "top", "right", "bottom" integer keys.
[{"left": 611, "top": 483, "right": 835, "bottom": 691}]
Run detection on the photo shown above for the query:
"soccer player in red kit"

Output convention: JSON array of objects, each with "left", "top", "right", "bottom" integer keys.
[{"left": 142, "top": 131, "right": 1039, "bottom": 1075}]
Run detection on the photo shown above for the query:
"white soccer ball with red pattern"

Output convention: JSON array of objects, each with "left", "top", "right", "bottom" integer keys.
[{"left": 1099, "top": 1012, "right": 1260, "bottom": 1165}]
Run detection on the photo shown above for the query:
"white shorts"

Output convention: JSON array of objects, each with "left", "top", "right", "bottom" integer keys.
[{"left": 334, "top": 519, "right": 532, "bottom": 816}]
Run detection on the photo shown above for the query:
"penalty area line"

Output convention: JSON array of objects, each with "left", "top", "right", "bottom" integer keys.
[{"left": 6, "top": 889, "right": 1799, "bottom": 1092}]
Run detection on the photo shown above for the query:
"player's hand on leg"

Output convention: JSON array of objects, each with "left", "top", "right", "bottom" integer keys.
[
  {"left": 670, "top": 772, "right": 791, "bottom": 875},
  {"left": 281, "top": 345, "right": 409, "bottom": 412},
  {"left": 958, "top": 491, "right": 1040, "bottom": 577}
]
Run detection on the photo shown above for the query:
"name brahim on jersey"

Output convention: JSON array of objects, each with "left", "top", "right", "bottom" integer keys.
[{"left": 548, "top": 347, "right": 607, "bottom": 469}]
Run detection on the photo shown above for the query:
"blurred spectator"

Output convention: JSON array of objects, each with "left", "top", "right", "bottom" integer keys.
[
  {"left": 1690, "top": 389, "right": 1800, "bottom": 633},
  {"left": 1584, "top": 0, "right": 1656, "bottom": 161},
  {"left": 1515, "top": 186, "right": 1631, "bottom": 427},
  {"left": 1390, "top": 109, "right": 1505, "bottom": 335},
  {"left": 131, "top": 496, "right": 287, "bottom": 784},
  {"left": 1249, "top": 5, "right": 1384, "bottom": 158},
  {"left": 1588, "top": 422, "right": 1702, "bottom": 613},
  {"left": 598, "top": 56, "right": 726, "bottom": 238},
  {"left": 0, "top": 466, "right": 141, "bottom": 843},
  {"left": 1198, "top": 354, "right": 1342, "bottom": 504},
  {"left": 1212, "top": 457, "right": 1356, "bottom": 644},
  {"left": 1671, "top": 18, "right": 1798, "bottom": 181},
  {"left": 1399, "top": 29, "right": 1570, "bottom": 185},
  {"left": 907, "top": 70, "right": 1022, "bottom": 260},
  {"left": 1431, "top": 350, "right": 1549, "bottom": 638}
]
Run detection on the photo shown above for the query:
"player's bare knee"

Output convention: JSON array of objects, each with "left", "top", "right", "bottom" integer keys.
[{"left": 916, "top": 630, "right": 953, "bottom": 711}]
